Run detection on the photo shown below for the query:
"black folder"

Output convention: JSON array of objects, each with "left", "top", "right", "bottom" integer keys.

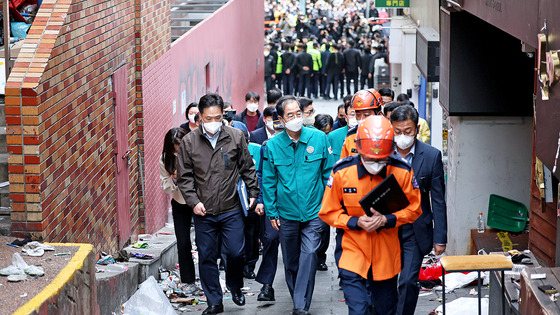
[{"left": 359, "top": 173, "right": 410, "bottom": 216}]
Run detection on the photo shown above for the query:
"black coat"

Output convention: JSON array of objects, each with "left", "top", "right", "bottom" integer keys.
[
  {"left": 360, "top": 52, "right": 372, "bottom": 73},
  {"left": 264, "top": 54, "right": 276, "bottom": 77},
  {"left": 282, "top": 51, "right": 296, "bottom": 73},
  {"left": 320, "top": 50, "right": 331, "bottom": 74},
  {"left": 296, "top": 52, "right": 313, "bottom": 75},
  {"left": 324, "top": 52, "right": 344, "bottom": 76},
  {"left": 295, "top": 22, "right": 310, "bottom": 39},
  {"left": 343, "top": 47, "right": 361, "bottom": 73}
]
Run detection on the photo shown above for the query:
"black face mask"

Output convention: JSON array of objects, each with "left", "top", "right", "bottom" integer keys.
[{"left": 338, "top": 117, "right": 347, "bottom": 126}]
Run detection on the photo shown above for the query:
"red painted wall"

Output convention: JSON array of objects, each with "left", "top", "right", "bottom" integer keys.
[{"left": 142, "top": 0, "right": 264, "bottom": 233}]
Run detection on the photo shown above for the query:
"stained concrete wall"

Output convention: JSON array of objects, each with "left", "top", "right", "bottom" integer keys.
[{"left": 446, "top": 116, "right": 532, "bottom": 254}]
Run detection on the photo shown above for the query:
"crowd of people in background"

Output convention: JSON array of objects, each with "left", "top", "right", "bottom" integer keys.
[
  {"left": 156, "top": 2, "right": 448, "bottom": 315},
  {"left": 263, "top": 0, "right": 390, "bottom": 100}
]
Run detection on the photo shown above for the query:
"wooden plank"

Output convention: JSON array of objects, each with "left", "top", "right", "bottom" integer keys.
[
  {"left": 531, "top": 214, "right": 557, "bottom": 241},
  {"left": 520, "top": 268, "right": 560, "bottom": 314},
  {"left": 470, "top": 229, "right": 529, "bottom": 254},
  {"left": 530, "top": 228, "right": 556, "bottom": 259}
]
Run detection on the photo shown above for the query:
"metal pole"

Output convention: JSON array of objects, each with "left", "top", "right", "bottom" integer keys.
[
  {"left": 442, "top": 270, "right": 446, "bottom": 315},
  {"left": 3, "top": 1, "right": 10, "bottom": 82},
  {"left": 501, "top": 270, "right": 506, "bottom": 315},
  {"left": 478, "top": 271, "right": 482, "bottom": 315}
]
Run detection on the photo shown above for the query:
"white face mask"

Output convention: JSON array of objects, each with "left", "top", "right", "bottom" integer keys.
[
  {"left": 247, "top": 103, "right": 259, "bottom": 113},
  {"left": 264, "top": 50, "right": 270, "bottom": 57},
  {"left": 303, "top": 114, "right": 316, "bottom": 126},
  {"left": 395, "top": 134, "right": 415, "bottom": 150},
  {"left": 356, "top": 119, "right": 365, "bottom": 126},
  {"left": 266, "top": 120, "right": 275, "bottom": 131},
  {"left": 347, "top": 117, "right": 358, "bottom": 128},
  {"left": 203, "top": 121, "right": 222, "bottom": 135},
  {"left": 361, "top": 157, "right": 387, "bottom": 175},
  {"left": 284, "top": 117, "right": 303, "bottom": 132},
  {"left": 188, "top": 114, "right": 197, "bottom": 124}
]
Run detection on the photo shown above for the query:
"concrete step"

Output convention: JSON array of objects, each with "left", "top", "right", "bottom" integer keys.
[
  {"left": 96, "top": 262, "right": 139, "bottom": 314},
  {"left": 0, "top": 103, "right": 5, "bottom": 127},
  {"left": 0, "top": 206, "right": 10, "bottom": 216},
  {"left": 0, "top": 214, "right": 11, "bottom": 236},
  {"left": 0, "top": 185, "right": 10, "bottom": 208},
  {"left": 0, "top": 126, "right": 7, "bottom": 153},
  {"left": 0, "top": 154, "right": 8, "bottom": 183},
  {"left": 124, "top": 225, "right": 178, "bottom": 284}
]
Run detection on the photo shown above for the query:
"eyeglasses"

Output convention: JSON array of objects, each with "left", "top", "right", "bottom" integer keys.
[
  {"left": 285, "top": 110, "right": 302, "bottom": 121},
  {"left": 394, "top": 129, "right": 416, "bottom": 137},
  {"left": 303, "top": 109, "right": 316, "bottom": 116}
]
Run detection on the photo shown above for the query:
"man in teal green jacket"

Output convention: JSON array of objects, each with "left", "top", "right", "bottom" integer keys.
[
  {"left": 262, "top": 95, "right": 333, "bottom": 315},
  {"left": 327, "top": 101, "right": 357, "bottom": 163}
]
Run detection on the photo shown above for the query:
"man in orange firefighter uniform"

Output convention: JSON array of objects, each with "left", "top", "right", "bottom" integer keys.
[
  {"left": 340, "top": 89, "right": 384, "bottom": 159},
  {"left": 319, "top": 115, "right": 422, "bottom": 315}
]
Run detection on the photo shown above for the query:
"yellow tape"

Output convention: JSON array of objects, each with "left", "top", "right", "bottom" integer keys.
[
  {"left": 13, "top": 243, "right": 93, "bottom": 315},
  {"left": 497, "top": 231, "right": 513, "bottom": 252}
]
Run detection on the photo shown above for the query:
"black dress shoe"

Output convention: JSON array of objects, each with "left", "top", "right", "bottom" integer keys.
[
  {"left": 202, "top": 304, "right": 224, "bottom": 315},
  {"left": 243, "top": 270, "right": 256, "bottom": 279},
  {"left": 292, "top": 309, "right": 311, "bottom": 315},
  {"left": 317, "top": 262, "right": 328, "bottom": 271},
  {"left": 257, "top": 283, "right": 275, "bottom": 301},
  {"left": 231, "top": 288, "right": 245, "bottom": 306}
]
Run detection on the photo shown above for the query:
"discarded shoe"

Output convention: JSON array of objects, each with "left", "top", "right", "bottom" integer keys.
[
  {"left": 113, "top": 250, "right": 132, "bottom": 262},
  {"left": 97, "top": 256, "right": 116, "bottom": 265},
  {"left": 11, "top": 236, "right": 32, "bottom": 247}
]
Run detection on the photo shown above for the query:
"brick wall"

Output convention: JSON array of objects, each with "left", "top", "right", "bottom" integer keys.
[
  {"left": 5, "top": 0, "right": 169, "bottom": 254},
  {"left": 133, "top": 0, "right": 170, "bottom": 232},
  {"left": 142, "top": 0, "right": 264, "bottom": 233}
]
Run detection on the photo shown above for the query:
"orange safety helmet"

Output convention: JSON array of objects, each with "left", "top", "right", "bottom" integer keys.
[
  {"left": 355, "top": 115, "right": 394, "bottom": 159},
  {"left": 351, "top": 89, "right": 383, "bottom": 111}
]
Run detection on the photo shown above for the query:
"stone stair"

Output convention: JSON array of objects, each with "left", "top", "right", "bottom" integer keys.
[{"left": 0, "top": 96, "right": 11, "bottom": 236}]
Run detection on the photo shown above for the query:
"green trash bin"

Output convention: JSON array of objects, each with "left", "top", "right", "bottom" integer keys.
[{"left": 487, "top": 194, "right": 528, "bottom": 233}]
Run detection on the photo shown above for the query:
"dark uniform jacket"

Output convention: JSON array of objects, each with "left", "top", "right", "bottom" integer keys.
[
  {"left": 342, "top": 47, "right": 361, "bottom": 74},
  {"left": 264, "top": 54, "right": 276, "bottom": 77},
  {"left": 324, "top": 52, "right": 344, "bottom": 76},
  {"left": 360, "top": 52, "right": 372, "bottom": 73},
  {"left": 296, "top": 51, "right": 313, "bottom": 75},
  {"left": 281, "top": 51, "right": 296, "bottom": 73},
  {"left": 177, "top": 124, "right": 259, "bottom": 215}
]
